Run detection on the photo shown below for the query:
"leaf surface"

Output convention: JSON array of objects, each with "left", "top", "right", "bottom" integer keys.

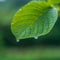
[
  {"left": 48, "top": 0, "right": 60, "bottom": 4},
  {"left": 11, "top": 1, "right": 58, "bottom": 40}
]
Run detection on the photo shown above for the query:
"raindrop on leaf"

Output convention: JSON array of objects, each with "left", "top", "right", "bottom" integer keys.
[
  {"left": 34, "top": 37, "right": 38, "bottom": 39},
  {"left": 17, "top": 40, "right": 19, "bottom": 42}
]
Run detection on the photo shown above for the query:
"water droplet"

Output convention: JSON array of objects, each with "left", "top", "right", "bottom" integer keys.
[
  {"left": 34, "top": 37, "right": 38, "bottom": 39},
  {"left": 17, "top": 40, "right": 19, "bottom": 42}
]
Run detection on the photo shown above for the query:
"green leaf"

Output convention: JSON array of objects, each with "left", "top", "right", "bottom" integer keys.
[
  {"left": 48, "top": 0, "right": 60, "bottom": 11},
  {"left": 48, "top": 0, "right": 60, "bottom": 5},
  {"left": 11, "top": 1, "right": 58, "bottom": 40},
  {"left": 32, "top": 0, "right": 47, "bottom": 2}
]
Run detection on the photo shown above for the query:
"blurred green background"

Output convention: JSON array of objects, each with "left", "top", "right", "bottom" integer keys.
[{"left": 0, "top": 0, "right": 60, "bottom": 60}]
